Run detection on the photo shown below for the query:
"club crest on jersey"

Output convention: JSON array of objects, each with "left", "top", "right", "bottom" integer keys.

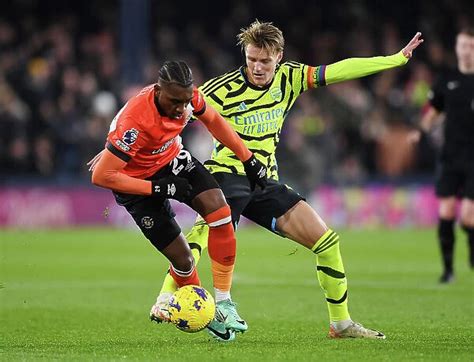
[
  {"left": 141, "top": 216, "right": 154, "bottom": 229},
  {"left": 123, "top": 128, "right": 139, "bottom": 145},
  {"left": 447, "top": 81, "right": 459, "bottom": 90},
  {"left": 270, "top": 87, "right": 282, "bottom": 101}
]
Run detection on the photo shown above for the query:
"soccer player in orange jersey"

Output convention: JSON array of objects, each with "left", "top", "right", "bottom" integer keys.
[{"left": 91, "top": 61, "right": 267, "bottom": 336}]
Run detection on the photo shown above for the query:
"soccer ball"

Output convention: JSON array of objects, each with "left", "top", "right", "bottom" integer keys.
[{"left": 168, "top": 285, "right": 215, "bottom": 333}]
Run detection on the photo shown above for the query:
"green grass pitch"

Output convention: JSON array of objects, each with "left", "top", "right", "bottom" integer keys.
[{"left": 1, "top": 227, "right": 473, "bottom": 361}]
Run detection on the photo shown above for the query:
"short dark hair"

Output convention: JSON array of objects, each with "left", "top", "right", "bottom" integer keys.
[
  {"left": 458, "top": 27, "right": 474, "bottom": 37},
  {"left": 158, "top": 61, "right": 193, "bottom": 87}
]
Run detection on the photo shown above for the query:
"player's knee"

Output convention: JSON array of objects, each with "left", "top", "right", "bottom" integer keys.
[
  {"left": 461, "top": 222, "right": 474, "bottom": 233},
  {"left": 459, "top": 200, "right": 474, "bottom": 228},
  {"left": 439, "top": 198, "right": 457, "bottom": 219},
  {"left": 439, "top": 208, "right": 457, "bottom": 220},
  {"left": 172, "top": 254, "right": 195, "bottom": 273},
  {"left": 460, "top": 219, "right": 474, "bottom": 229},
  {"left": 312, "top": 229, "right": 340, "bottom": 254},
  {"left": 204, "top": 204, "right": 232, "bottom": 228},
  {"left": 193, "top": 189, "right": 227, "bottom": 216}
]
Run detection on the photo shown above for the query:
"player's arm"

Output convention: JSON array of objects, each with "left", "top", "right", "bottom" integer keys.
[
  {"left": 408, "top": 73, "right": 445, "bottom": 142},
  {"left": 91, "top": 148, "right": 153, "bottom": 195},
  {"left": 419, "top": 106, "right": 441, "bottom": 133},
  {"left": 197, "top": 105, "right": 267, "bottom": 190},
  {"left": 87, "top": 149, "right": 104, "bottom": 171},
  {"left": 91, "top": 148, "right": 191, "bottom": 199},
  {"left": 198, "top": 106, "right": 251, "bottom": 162},
  {"left": 407, "top": 105, "right": 443, "bottom": 143},
  {"left": 311, "top": 32, "right": 423, "bottom": 86}
]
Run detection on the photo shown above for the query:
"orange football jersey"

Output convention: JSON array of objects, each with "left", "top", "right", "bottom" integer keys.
[{"left": 106, "top": 85, "right": 206, "bottom": 179}]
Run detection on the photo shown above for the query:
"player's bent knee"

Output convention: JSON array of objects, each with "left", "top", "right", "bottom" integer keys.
[
  {"left": 461, "top": 220, "right": 474, "bottom": 229},
  {"left": 311, "top": 229, "right": 340, "bottom": 254},
  {"left": 192, "top": 189, "right": 227, "bottom": 216},
  {"left": 439, "top": 198, "right": 458, "bottom": 220},
  {"left": 172, "top": 254, "right": 195, "bottom": 274},
  {"left": 203, "top": 205, "right": 232, "bottom": 227},
  {"left": 460, "top": 199, "right": 474, "bottom": 227}
]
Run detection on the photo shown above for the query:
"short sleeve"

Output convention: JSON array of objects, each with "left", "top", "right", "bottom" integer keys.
[
  {"left": 280, "top": 61, "right": 312, "bottom": 96},
  {"left": 107, "top": 114, "right": 148, "bottom": 162}
]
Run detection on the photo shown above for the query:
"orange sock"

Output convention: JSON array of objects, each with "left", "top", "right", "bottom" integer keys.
[
  {"left": 210, "top": 260, "right": 234, "bottom": 291},
  {"left": 204, "top": 205, "right": 236, "bottom": 291},
  {"left": 169, "top": 263, "right": 200, "bottom": 288}
]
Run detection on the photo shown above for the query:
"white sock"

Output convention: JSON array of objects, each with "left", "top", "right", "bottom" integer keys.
[
  {"left": 214, "top": 288, "right": 231, "bottom": 303},
  {"left": 331, "top": 319, "right": 352, "bottom": 332}
]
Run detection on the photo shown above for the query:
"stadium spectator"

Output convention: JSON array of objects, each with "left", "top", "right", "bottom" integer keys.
[
  {"left": 0, "top": 79, "right": 31, "bottom": 174},
  {"left": 1, "top": 0, "right": 471, "bottom": 188}
]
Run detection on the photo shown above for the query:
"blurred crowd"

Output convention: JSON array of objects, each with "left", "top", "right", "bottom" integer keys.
[{"left": 0, "top": 0, "right": 471, "bottom": 194}]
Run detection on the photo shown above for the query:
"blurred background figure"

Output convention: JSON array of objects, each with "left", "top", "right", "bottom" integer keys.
[{"left": 410, "top": 28, "right": 474, "bottom": 283}]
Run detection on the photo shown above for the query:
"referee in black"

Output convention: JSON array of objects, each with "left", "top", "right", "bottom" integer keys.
[{"left": 414, "top": 28, "right": 474, "bottom": 283}]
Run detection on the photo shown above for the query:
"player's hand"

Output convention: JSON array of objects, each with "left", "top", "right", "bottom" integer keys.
[
  {"left": 401, "top": 32, "right": 424, "bottom": 59},
  {"left": 152, "top": 176, "right": 192, "bottom": 202},
  {"left": 87, "top": 150, "right": 104, "bottom": 171},
  {"left": 242, "top": 154, "right": 268, "bottom": 191},
  {"left": 407, "top": 129, "right": 422, "bottom": 144}
]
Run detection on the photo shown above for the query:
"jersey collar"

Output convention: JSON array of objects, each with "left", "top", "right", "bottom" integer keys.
[{"left": 240, "top": 65, "right": 279, "bottom": 91}]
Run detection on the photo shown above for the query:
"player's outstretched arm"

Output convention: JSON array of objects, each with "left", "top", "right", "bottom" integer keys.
[
  {"left": 321, "top": 32, "right": 424, "bottom": 86},
  {"left": 198, "top": 106, "right": 268, "bottom": 190}
]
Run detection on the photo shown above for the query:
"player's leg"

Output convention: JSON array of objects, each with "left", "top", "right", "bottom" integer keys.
[
  {"left": 275, "top": 201, "right": 349, "bottom": 317},
  {"left": 438, "top": 197, "right": 458, "bottom": 282},
  {"left": 151, "top": 151, "right": 236, "bottom": 305},
  {"left": 435, "top": 163, "right": 461, "bottom": 282},
  {"left": 149, "top": 232, "right": 202, "bottom": 323},
  {"left": 113, "top": 192, "right": 200, "bottom": 323},
  {"left": 459, "top": 169, "right": 474, "bottom": 268},
  {"left": 154, "top": 167, "right": 249, "bottom": 340},
  {"left": 243, "top": 183, "right": 384, "bottom": 339},
  {"left": 158, "top": 217, "right": 207, "bottom": 297},
  {"left": 160, "top": 233, "right": 201, "bottom": 287},
  {"left": 122, "top": 199, "right": 200, "bottom": 289},
  {"left": 192, "top": 189, "right": 248, "bottom": 333},
  {"left": 156, "top": 218, "right": 241, "bottom": 340},
  {"left": 178, "top": 160, "right": 248, "bottom": 333},
  {"left": 159, "top": 198, "right": 242, "bottom": 298},
  {"left": 276, "top": 201, "right": 385, "bottom": 339},
  {"left": 459, "top": 198, "right": 474, "bottom": 268}
]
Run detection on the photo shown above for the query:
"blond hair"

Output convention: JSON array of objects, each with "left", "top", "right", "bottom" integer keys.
[{"left": 237, "top": 20, "right": 285, "bottom": 54}]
